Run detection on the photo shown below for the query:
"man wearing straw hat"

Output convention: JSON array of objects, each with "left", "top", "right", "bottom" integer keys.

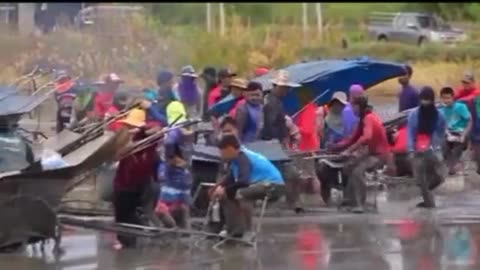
[
  {"left": 228, "top": 78, "right": 248, "bottom": 117},
  {"left": 112, "top": 108, "right": 159, "bottom": 250},
  {"left": 261, "top": 70, "right": 300, "bottom": 146}
]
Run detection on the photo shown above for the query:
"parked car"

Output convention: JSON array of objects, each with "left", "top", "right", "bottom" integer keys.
[
  {"left": 367, "top": 12, "right": 468, "bottom": 46},
  {"left": 74, "top": 4, "right": 144, "bottom": 34}
]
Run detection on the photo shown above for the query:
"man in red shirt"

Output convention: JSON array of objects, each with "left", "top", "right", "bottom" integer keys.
[
  {"left": 93, "top": 73, "right": 124, "bottom": 120},
  {"left": 455, "top": 72, "right": 479, "bottom": 101},
  {"left": 331, "top": 96, "right": 392, "bottom": 213},
  {"left": 207, "top": 68, "right": 236, "bottom": 108},
  {"left": 297, "top": 103, "right": 320, "bottom": 151},
  {"left": 112, "top": 108, "right": 159, "bottom": 250}
]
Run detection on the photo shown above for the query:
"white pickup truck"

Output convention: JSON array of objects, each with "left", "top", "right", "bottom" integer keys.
[{"left": 367, "top": 12, "right": 467, "bottom": 46}]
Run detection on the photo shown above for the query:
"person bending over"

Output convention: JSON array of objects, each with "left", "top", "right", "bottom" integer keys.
[{"left": 211, "top": 134, "right": 285, "bottom": 241}]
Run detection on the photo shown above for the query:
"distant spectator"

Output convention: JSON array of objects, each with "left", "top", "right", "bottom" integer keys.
[
  {"left": 455, "top": 71, "right": 480, "bottom": 102},
  {"left": 200, "top": 66, "right": 217, "bottom": 120},
  {"left": 208, "top": 68, "right": 236, "bottom": 108},
  {"left": 398, "top": 65, "right": 419, "bottom": 112},
  {"left": 177, "top": 65, "right": 201, "bottom": 117}
]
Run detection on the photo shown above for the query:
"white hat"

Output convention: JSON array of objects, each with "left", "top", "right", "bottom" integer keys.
[
  {"left": 270, "top": 70, "right": 300, "bottom": 88},
  {"left": 329, "top": 91, "right": 348, "bottom": 105},
  {"left": 93, "top": 73, "right": 124, "bottom": 85}
]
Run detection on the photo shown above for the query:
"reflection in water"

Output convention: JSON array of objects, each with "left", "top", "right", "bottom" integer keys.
[
  {"left": 3, "top": 219, "right": 480, "bottom": 269},
  {"left": 295, "top": 224, "right": 328, "bottom": 270},
  {"left": 442, "top": 226, "right": 478, "bottom": 268},
  {"left": 396, "top": 220, "right": 444, "bottom": 270},
  {"left": 327, "top": 223, "right": 391, "bottom": 269}
]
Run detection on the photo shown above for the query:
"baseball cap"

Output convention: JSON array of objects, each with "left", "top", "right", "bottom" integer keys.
[
  {"left": 94, "top": 73, "right": 124, "bottom": 85},
  {"left": 255, "top": 67, "right": 269, "bottom": 77},
  {"left": 329, "top": 91, "right": 348, "bottom": 105},
  {"left": 218, "top": 68, "right": 237, "bottom": 79},
  {"left": 54, "top": 70, "right": 70, "bottom": 82},
  {"left": 246, "top": 81, "right": 263, "bottom": 92}
]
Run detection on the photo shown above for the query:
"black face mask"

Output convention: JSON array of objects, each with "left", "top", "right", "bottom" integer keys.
[{"left": 418, "top": 103, "right": 438, "bottom": 134}]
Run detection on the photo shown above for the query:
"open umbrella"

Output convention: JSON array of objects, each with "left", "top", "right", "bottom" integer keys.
[
  {"left": 207, "top": 93, "right": 242, "bottom": 116},
  {"left": 253, "top": 56, "right": 407, "bottom": 115}
]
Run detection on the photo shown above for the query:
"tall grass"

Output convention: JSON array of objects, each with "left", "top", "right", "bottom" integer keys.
[{"left": 1, "top": 14, "right": 480, "bottom": 95}]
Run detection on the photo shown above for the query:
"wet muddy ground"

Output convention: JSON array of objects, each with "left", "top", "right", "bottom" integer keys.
[
  {"left": 4, "top": 185, "right": 480, "bottom": 270},
  {"left": 8, "top": 97, "right": 480, "bottom": 269}
]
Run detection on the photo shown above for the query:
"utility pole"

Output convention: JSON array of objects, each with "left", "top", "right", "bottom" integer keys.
[
  {"left": 206, "top": 3, "right": 212, "bottom": 33},
  {"left": 316, "top": 3, "right": 323, "bottom": 39},
  {"left": 302, "top": 3, "right": 308, "bottom": 43},
  {"left": 219, "top": 3, "right": 225, "bottom": 36}
]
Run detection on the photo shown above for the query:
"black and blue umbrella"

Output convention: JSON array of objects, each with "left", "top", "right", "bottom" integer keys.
[
  {"left": 253, "top": 56, "right": 407, "bottom": 115},
  {"left": 208, "top": 93, "right": 242, "bottom": 116}
]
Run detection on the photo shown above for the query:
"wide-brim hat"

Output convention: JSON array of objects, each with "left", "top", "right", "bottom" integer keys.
[
  {"left": 270, "top": 70, "right": 300, "bottom": 88},
  {"left": 119, "top": 108, "right": 146, "bottom": 128},
  {"left": 230, "top": 78, "right": 248, "bottom": 89},
  {"left": 329, "top": 91, "right": 348, "bottom": 105},
  {"left": 180, "top": 65, "right": 198, "bottom": 77}
]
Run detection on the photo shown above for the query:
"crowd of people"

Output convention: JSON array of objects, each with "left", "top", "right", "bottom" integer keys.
[{"left": 49, "top": 63, "right": 480, "bottom": 249}]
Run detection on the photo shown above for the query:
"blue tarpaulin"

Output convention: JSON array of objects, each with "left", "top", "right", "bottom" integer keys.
[{"left": 253, "top": 57, "right": 407, "bottom": 114}]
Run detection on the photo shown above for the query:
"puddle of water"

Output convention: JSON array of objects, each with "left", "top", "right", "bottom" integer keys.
[{"left": 4, "top": 196, "right": 480, "bottom": 270}]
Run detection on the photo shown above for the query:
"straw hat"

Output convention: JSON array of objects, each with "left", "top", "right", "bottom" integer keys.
[
  {"left": 120, "top": 108, "right": 146, "bottom": 128},
  {"left": 230, "top": 78, "right": 248, "bottom": 89},
  {"left": 270, "top": 70, "right": 300, "bottom": 88}
]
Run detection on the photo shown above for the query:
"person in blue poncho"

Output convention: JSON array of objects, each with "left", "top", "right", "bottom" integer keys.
[{"left": 211, "top": 134, "right": 285, "bottom": 240}]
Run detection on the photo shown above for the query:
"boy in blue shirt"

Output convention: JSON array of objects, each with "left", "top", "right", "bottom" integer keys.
[
  {"left": 439, "top": 86, "right": 472, "bottom": 175},
  {"left": 211, "top": 134, "right": 285, "bottom": 240}
]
